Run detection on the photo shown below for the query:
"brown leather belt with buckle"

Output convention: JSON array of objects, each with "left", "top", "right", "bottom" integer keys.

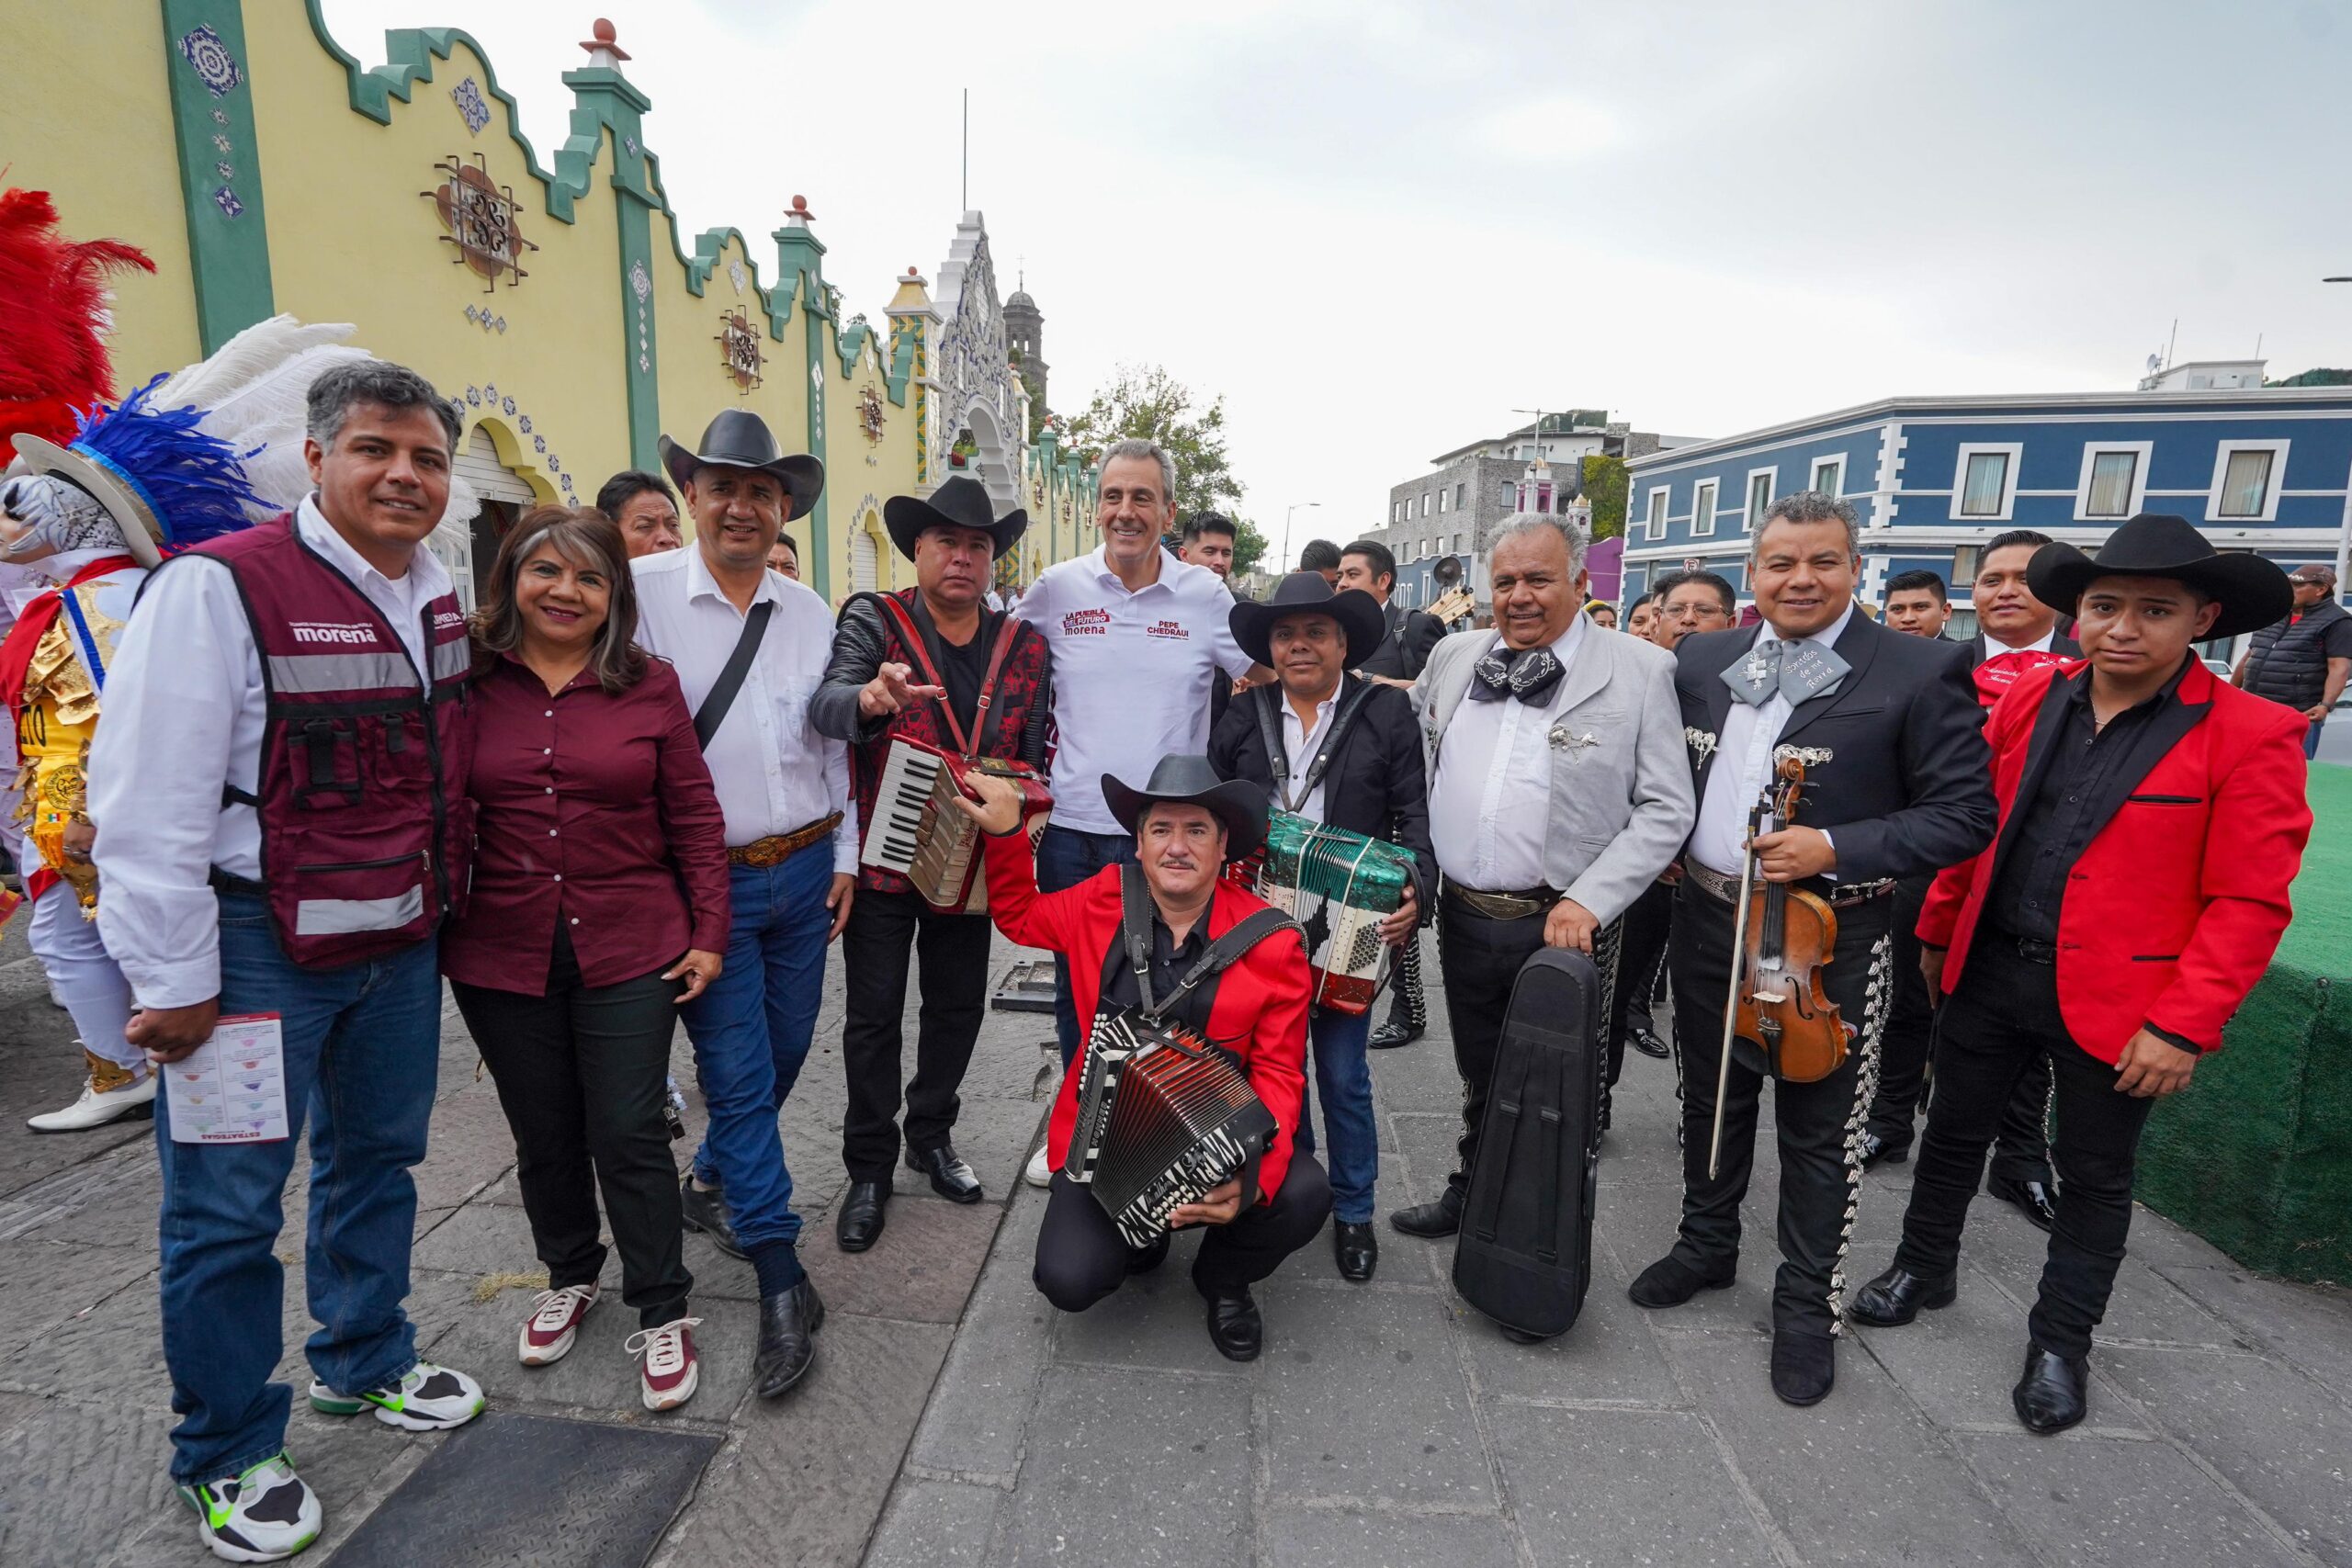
[
  {"left": 1683, "top": 860, "right": 1894, "bottom": 909},
  {"left": 1444, "top": 882, "right": 1562, "bottom": 920},
  {"left": 728, "top": 811, "right": 844, "bottom": 868}
]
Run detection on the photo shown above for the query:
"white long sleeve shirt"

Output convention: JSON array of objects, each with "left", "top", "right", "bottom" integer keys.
[
  {"left": 630, "top": 547, "right": 855, "bottom": 869},
  {"left": 89, "top": 499, "right": 452, "bottom": 1007},
  {"left": 1428, "top": 615, "right": 1589, "bottom": 890}
]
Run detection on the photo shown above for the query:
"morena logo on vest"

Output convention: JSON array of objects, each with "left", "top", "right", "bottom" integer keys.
[{"left": 288, "top": 622, "right": 381, "bottom": 646}]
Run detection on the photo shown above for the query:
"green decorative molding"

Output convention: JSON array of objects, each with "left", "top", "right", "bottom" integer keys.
[{"left": 163, "top": 0, "right": 275, "bottom": 352}]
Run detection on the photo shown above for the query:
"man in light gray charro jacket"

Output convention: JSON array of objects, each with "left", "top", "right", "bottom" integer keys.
[{"left": 1388, "top": 511, "right": 1695, "bottom": 1241}]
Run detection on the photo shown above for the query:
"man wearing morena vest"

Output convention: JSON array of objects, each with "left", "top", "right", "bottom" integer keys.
[
  {"left": 811, "top": 476, "right": 1051, "bottom": 1250},
  {"left": 91, "top": 361, "right": 487, "bottom": 1562}
]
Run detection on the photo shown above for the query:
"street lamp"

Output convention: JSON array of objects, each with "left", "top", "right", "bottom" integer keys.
[{"left": 1283, "top": 501, "right": 1321, "bottom": 573}]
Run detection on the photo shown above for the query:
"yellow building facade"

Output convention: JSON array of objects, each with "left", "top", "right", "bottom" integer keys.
[{"left": 7, "top": 2, "right": 1099, "bottom": 604}]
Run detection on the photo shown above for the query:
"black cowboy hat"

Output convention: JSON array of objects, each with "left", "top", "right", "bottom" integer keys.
[
  {"left": 657, "top": 409, "right": 824, "bottom": 522},
  {"left": 2026, "top": 513, "right": 2293, "bottom": 642},
  {"left": 1101, "top": 754, "right": 1270, "bottom": 863},
  {"left": 882, "top": 475, "right": 1029, "bottom": 561},
  {"left": 1228, "top": 570, "right": 1386, "bottom": 671}
]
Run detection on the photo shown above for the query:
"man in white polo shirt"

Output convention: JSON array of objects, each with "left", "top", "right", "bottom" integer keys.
[{"left": 1013, "top": 437, "right": 1266, "bottom": 1183}]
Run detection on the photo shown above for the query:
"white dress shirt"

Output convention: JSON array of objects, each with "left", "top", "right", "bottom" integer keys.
[
  {"left": 1688, "top": 601, "right": 1856, "bottom": 877},
  {"left": 632, "top": 546, "right": 855, "bottom": 869},
  {"left": 1985, "top": 626, "right": 2057, "bottom": 656},
  {"left": 1014, "top": 544, "right": 1253, "bottom": 835},
  {"left": 1429, "top": 615, "right": 1589, "bottom": 890},
  {"left": 1274, "top": 688, "right": 1340, "bottom": 824},
  {"left": 90, "top": 498, "right": 454, "bottom": 1007}
]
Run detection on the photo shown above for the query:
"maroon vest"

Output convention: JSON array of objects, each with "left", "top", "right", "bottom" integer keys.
[{"left": 192, "top": 516, "right": 476, "bottom": 967}]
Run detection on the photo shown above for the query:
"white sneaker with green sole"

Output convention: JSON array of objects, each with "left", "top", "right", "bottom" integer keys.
[
  {"left": 175, "top": 1451, "right": 322, "bottom": 1562},
  {"left": 308, "top": 1360, "right": 485, "bottom": 1430}
]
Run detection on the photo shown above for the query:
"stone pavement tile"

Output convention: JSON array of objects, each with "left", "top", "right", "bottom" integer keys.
[
  {"left": 790, "top": 1192, "right": 1001, "bottom": 1323},
  {"left": 1965, "top": 1226, "right": 2245, "bottom": 1350},
  {"left": 1464, "top": 1247, "right": 1682, "bottom": 1410},
  {"left": 1385, "top": 1110, "right": 1459, "bottom": 1199},
  {"left": 2099, "top": 1347, "right": 2352, "bottom": 1564},
  {"left": 0, "top": 1236, "right": 156, "bottom": 1362},
  {"left": 0, "top": 1389, "right": 47, "bottom": 1441},
  {"left": 2120, "top": 1206, "right": 2239, "bottom": 1270},
  {"left": 406, "top": 1089, "right": 522, "bottom": 1214},
  {"left": 1259, "top": 1503, "right": 1521, "bottom": 1568},
  {"left": 1050, "top": 1231, "right": 1253, "bottom": 1379},
  {"left": 1593, "top": 1179, "right": 1775, "bottom": 1338},
  {"left": 1661, "top": 1334, "right": 2040, "bottom": 1566},
  {"left": 2150, "top": 1265, "right": 2352, "bottom": 1393},
  {"left": 0, "top": 1394, "right": 176, "bottom": 1568},
  {"left": 1256, "top": 1281, "right": 1495, "bottom": 1510},
  {"left": 913, "top": 1091, "right": 1051, "bottom": 1201},
  {"left": 907, "top": 1193, "right": 1053, "bottom": 1485},
  {"left": 995, "top": 1365, "right": 1252, "bottom": 1568},
  {"left": 1366, "top": 1032, "right": 1460, "bottom": 1117},
  {"left": 408, "top": 1195, "right": 601, "bottom": 1281},
  {"left": 862, "top": 1478, "right": 1001, "bottom": 1568},
  {"left": 5, "top": 1140, "right": 162, "bottom": 1250},
  {"left": 1487, "top": 1404, "right": 1778, "bottom": 1568},
  {"left": 650, "top": 1313, "right": 951, "bottom": 1568},
  {"left": 1956, "top": 1430, "right": 2306, "bottom": 1568},
  {"left": 419, "top": 1284, "right": 758, "bottom": 1425}
]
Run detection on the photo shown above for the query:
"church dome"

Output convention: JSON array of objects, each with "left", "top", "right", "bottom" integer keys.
[{"left": 1006, "top": 288, "right": 1036, "bottom": 310}]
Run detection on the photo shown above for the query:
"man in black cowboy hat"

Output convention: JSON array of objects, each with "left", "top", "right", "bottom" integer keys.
[
  {"left": 953, "top": 755, "right": 1329, "bottom": 1360},
  {"left": 811, "top": 476, "right": 1053, "bottom": 1250},
  {"left": 633, "top": 409, "right": 845, "bottom": 1400},
  {"left": 1851, "top": 513, "right": 2312, "bottom": 1435},
  {"left": 1208, "top": 571, "right": 1431, "bottom": 1281}
]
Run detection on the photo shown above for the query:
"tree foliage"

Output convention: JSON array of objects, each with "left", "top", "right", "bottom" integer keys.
[
  {"left": 1227, "top": 515, "right": 1271, "bottom": 578},
  {"left": 1581, "top": 454, "right": 1629, "bottom": 543},
  {"left": 1058, "top": 363, "right": 1245, "bottom": 520}
]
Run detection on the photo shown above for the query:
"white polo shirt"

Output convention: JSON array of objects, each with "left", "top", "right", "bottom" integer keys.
[{"left": 1015, "top": 544, "right": 1253, "bottom": 835}]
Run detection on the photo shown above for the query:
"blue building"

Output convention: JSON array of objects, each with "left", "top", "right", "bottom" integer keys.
[{"left": 1620, "top": 362, "right": 2352, "bottom": 650}]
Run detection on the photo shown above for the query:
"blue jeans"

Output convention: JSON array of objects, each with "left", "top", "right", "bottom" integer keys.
[
  {"left": 155, "top": 891, "right": 442, "bottom": 1485},
  {"left": 1292, "top": 1008, "right": 1378, "bottom": 1224},
  {"left": 1037, "top": 824, "right": 1136, "bottom": 1068},
  {"left": 2305, "top": 716, "right": 2326, "bottom": 760},
  {"left": 680, "top": 844, "right": 834, "bottom": 1250}
]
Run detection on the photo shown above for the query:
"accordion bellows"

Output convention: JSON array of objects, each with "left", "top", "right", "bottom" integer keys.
[
  {"left": 1255, "top": 811, "right": 1416, "bottom": 1016},
  {"left": 1065, "top": 1010, "right": 1277, "bottom": 1247}
]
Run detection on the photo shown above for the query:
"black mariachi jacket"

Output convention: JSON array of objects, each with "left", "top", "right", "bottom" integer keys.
[{"left": 812, "top": 588, "right": 1053, "bottom": 895}]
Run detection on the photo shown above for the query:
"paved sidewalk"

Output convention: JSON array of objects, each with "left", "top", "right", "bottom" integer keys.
[{"left": 872, "top": 933, "right": 2352, "bottom": 1568}]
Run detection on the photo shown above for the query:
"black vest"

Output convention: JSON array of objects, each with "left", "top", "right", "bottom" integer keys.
[{"left": 2242, "top": 599, "right": 2346, "bottom": 708}]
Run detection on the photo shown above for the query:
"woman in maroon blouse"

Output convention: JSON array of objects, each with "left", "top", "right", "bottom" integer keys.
[{"left": 442, "top": 506, "right": 729, "bottom": 1413}]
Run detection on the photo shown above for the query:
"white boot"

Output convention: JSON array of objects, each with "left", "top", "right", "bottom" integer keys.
[{"left": 28, "top": 1047, "right": 157, "bottom": 1132}]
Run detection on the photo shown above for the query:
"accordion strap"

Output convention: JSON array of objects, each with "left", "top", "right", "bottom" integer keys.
[
  {"left": 1119, "top": 863, "right": 1299, "bottom": 1021},
  {"left": 1255, "top": 676, "right": 1376, "bottom": 816},
  {"left": 876, "top": 592, "right": 1024, "bottom": 760}
]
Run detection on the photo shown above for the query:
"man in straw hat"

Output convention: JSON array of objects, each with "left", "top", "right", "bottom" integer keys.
[
  {"left": 954, "top": 754, "right": 1329, "bottom": 1361},
  {"left": 632, "top": 408, "right": 849, "bottom": 1400},
  {"left": 811, "top": 475, "right": 1051, "bottom": 1250},
  {"left": 1849, "top": 513, "right": 2313, "bottom": 1435}
]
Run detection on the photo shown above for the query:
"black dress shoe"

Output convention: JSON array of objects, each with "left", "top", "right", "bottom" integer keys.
[
  {"left": 1848, "top": 1264, "right": 1956, "bottom": 1326},
  {"left": 907, "top": 1143, "right": 985, "bottom": 1204},
  {"left": 1626, "top": 1027, "right": 1670, "bottom": 1061},
  {"left": 1368, "top": 1020, "right": 1423, "bottom": 1050},
  {"left": 752, "top": 1279, "right": 825, "bottom": 1398},
  {"left": 1858, "top": 1129, "right": 1910, "bottom": 1169},
  {"left": 1627, "top": 1254, "right": 1736, "bottom": 1309},
  {"left": 834, "top": 1180, "right": 888, "bottom": 1252},
  {"left": 1988, "top": 1174, "right": 2058, "bottom": 1232},
  {"left": 1770, "top": 1327, "right": 1836, "bottom": 1406},
  {"left": 680, "top": 1174, "right": 749, "bottom": 1260},
  {"left": 1125, "top": 1234, "right": 1171, "bottom": 1276},
  {"left": 1388, "top": 1188, "right": 1464, "bottom": 1238},
  {"left": 2012, "top": 1343, "right": 2088, "bottom": 1433},
  {"left": 1199, "top": 1283, "right": 1263, "bottom": 1362},
  {"left": 1333, "top": 1221, "right": 1378, "bottom": 1281}
]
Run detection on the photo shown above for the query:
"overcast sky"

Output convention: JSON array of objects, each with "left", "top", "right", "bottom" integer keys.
[{"left": 323, "top": 0, "right": 2352, "bottom": 554}]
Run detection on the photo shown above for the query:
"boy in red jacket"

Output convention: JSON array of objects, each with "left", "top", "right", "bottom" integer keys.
[{"left": 1849, "top": 514, "right": 2312, "bottom": 1434}]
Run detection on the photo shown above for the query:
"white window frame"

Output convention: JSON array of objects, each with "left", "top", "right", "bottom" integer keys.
[
  {"left": 1744, "top": 468, "right": 1775, "bottom": 533},
  {"left": 1690, "top": 479, "right": 1719, "bottom": 538},
  {"left": 2075, "top": 441, "right": 2152, "bottom": 521},
  {"left": 1810, "top": 456, "right": 1845, "bottom": 497},
  {"left": 2210, "top": 439, "right": 2289, "bottom": 522},
  {"left": 1951, "top": 443, "right": 2024, "bottom": 522},
  {"left": 1645, "top": 486, "right": 1669, "bottom": 541},
  {"left": 1438, "top": 488, "right": 1450, "bottom": 514}
]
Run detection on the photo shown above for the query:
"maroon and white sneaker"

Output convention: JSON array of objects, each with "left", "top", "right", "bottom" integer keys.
[
  {"left": 518, "top": 1283, "right": 599, "bottom": 1367},
  {"left": 627, "top": 1316, "right": 702, "bottom": 1411}
]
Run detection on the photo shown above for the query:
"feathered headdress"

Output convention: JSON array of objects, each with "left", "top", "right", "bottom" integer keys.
[{"left": 0, "top": 190, "right": 154, "bottom": 451}]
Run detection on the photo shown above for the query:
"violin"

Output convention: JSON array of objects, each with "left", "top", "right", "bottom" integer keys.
[{"left": 1707, "top": 754, "right": 1856, "bottom": 1179}]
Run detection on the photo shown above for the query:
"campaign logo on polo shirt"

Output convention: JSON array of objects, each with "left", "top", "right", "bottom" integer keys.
[
  {"left": 1147, "top": 619, "right": 1190, "bottom": 640},
  {"left": 1062, "top": 609, "right": 1110, "bottom": 637}
]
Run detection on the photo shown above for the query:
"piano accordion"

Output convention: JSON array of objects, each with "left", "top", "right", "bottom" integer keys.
[
  {"left": 1064, "top": 1009, "right": 1277, "bottom": 1247},
  {"left": 1254, "top": 811, "right": 1416, "bottom": 1016},
  {"left": 859, "top": 737, "right": 1051, "bottom": 914}
]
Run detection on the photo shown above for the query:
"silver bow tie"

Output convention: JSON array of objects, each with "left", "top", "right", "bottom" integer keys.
[{"left": 1720, "top": 637, "right": 1848, "bottom": 706}]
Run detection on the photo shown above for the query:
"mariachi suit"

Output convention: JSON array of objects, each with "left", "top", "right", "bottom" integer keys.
[
  {"left": 1668, "top": 612, "right": 1995, "bottom": 1338},
  {"left": 1892, "top": 659, "right": 2311, "bottom": 1359}
]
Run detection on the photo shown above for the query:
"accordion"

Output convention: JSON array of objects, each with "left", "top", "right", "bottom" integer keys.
[
  {"left": 1064, "top": 1009, "right": 1277, "bottom": 1247},
  {"left": 860, "top": 737, "right": 1051, "bottom": 914},
  {"left": 1254, "top": 811, "right": 1417, "bottom": 1016}
]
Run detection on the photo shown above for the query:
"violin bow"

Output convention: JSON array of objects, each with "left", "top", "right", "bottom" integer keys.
[{"left": 1708, "top": 789, "right": 1777, "bottom": 1181}]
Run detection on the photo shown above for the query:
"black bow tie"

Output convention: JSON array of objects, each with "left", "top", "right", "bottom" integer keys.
[{"left": 1468, "top": 645, "right": 1565, "bottom": 705}]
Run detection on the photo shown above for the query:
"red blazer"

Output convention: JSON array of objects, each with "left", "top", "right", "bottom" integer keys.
[
  {"left": 980, "top": 829, "right": 1310, "bottom": 1200},
  {"left": 1918, "top": 659, "right": 2312, "bottom": 1062}
]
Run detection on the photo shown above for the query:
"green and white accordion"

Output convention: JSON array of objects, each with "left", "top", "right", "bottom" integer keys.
[{"left": 1253, "top": 811, "right": 1417, "bottom": 1016}]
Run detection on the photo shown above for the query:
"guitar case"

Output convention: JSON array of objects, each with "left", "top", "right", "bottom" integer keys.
[{"left": 1451, "top": 946, "right": 1604, "bottom": 1340}]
